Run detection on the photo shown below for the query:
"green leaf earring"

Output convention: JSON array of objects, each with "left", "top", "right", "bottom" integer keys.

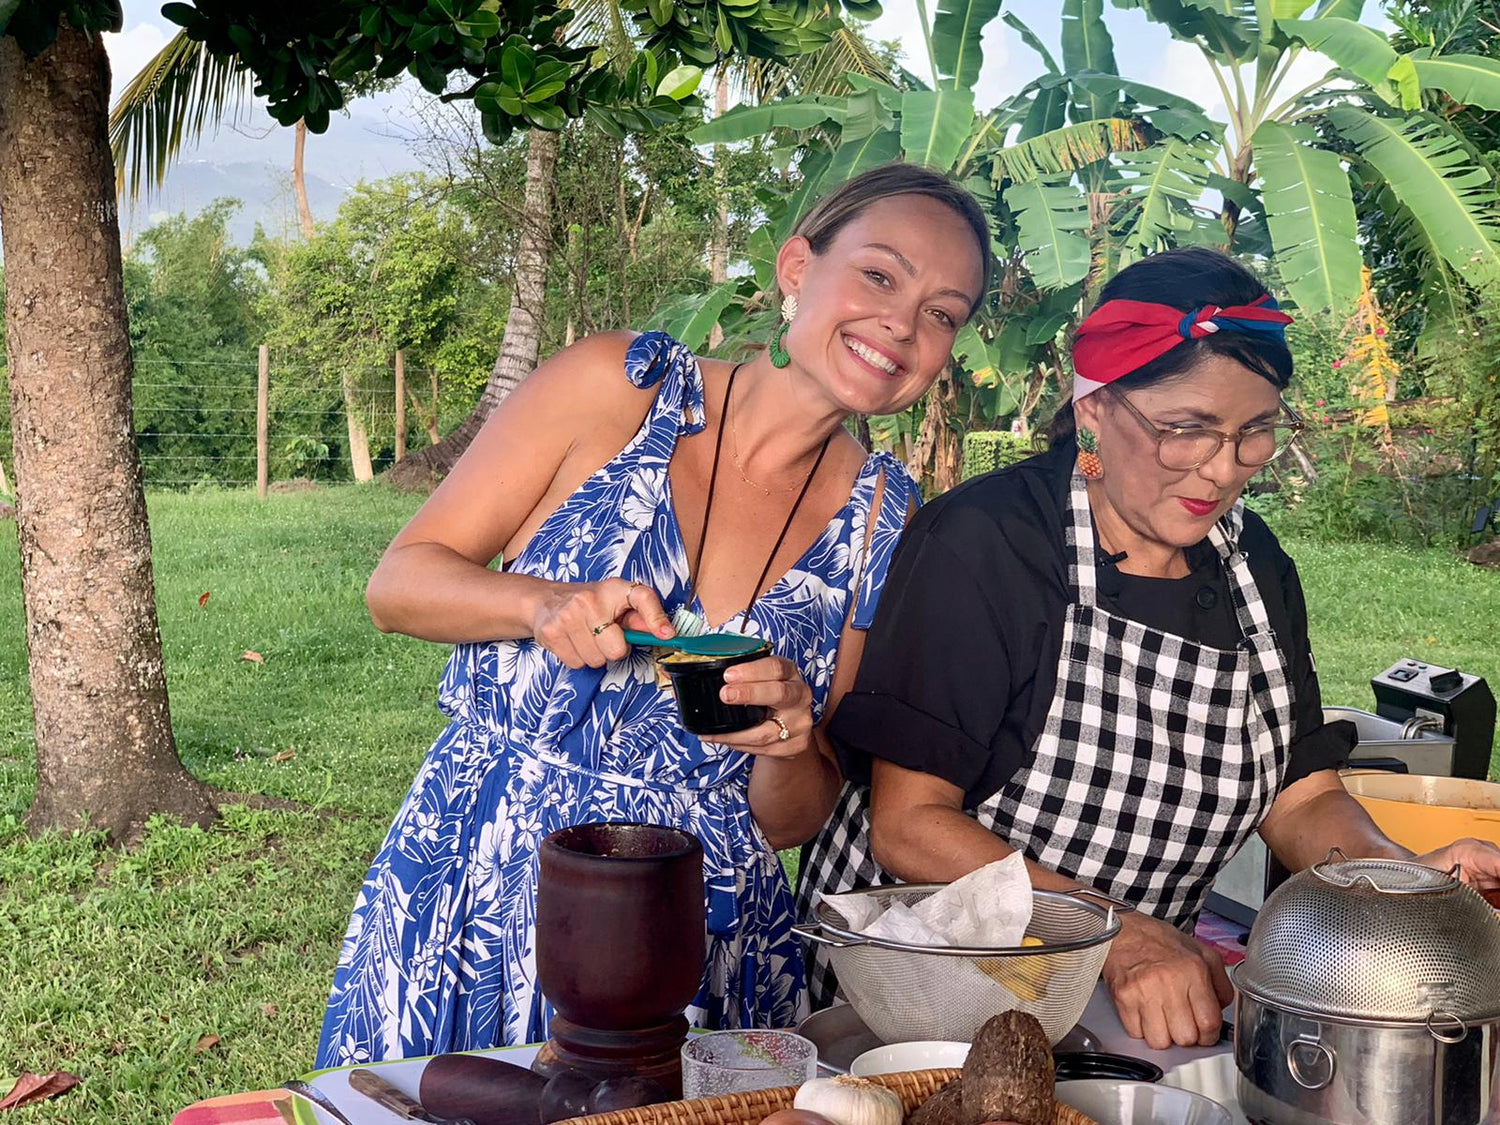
[{"left": 769, "top": 293, "right": 796, "bottom": 369}]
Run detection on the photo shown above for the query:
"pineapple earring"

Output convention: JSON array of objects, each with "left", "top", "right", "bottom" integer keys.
[
  {"left": 769, "top": 293, "right": 797, "bottom": 368},
  {"left": 1077, "top": 426, "right": 1104, "bottom": 479}
]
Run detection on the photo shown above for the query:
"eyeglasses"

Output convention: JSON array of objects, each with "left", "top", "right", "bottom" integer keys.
[{"left": 1109, "top": 391, "right": 1305, "bottom": 471}]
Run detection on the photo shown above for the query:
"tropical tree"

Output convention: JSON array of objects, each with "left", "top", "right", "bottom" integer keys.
[
  {"left": 0, "top": 0, "right": 862, "bottom": 837},
  {"left": 0, "top": 3, "right": 215, "bottom": 838},
  {"left": 259, "top": 177, "right": 467, "bottom": 481},
  {"left": 693, "top": 0, "right": 1500, "bottom": 489},
  {"left": 127, "top": 199, "right": 267, "bottom": 487}
]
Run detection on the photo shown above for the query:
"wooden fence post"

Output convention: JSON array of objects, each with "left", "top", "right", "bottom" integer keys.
[
  {"left": 394, "top": 348, "right": 407, "bottom": 462},
  {"left": 257, "top": 344, "right": 269, "bottom": 500}
]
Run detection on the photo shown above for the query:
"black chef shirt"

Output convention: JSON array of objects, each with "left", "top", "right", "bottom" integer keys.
[{"left": 830, "top": 443, "right": 1353, "bottom": 808}]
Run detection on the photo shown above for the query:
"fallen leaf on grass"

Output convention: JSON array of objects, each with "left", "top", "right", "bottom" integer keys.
[
  {"left": 195, "top": 1034, "right": 221, "bottom": 1054},
  {"left": 260, "top": 1003, "right": 278, "bottom": 1017},
  {"left": 198, "top": 591, "right": 211, "bottom": 608},
  {"left": 273, "top": 749, "right": 296, "bottom": 763},
  {"left": 0, "top": 1071, "right": 80, "bottom": 1111},
  {"left": 241, "top": 650, "right": 265, "bottom": 664}
]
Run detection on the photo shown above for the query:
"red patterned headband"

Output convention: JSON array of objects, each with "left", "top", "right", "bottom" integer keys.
[{"left": 1071, "top": 294, "right": 1293, "bottom": 401}]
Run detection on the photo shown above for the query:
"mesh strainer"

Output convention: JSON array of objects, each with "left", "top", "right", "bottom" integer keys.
[
  {"left": 793, "top": 884, "right": 1124, "bottom": 1045},
  {"left": 1236, "top": 850, "right": 1500, "bottom": 1025}
]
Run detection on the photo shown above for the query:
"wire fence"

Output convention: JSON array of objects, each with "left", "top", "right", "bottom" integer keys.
[{"left": 128, "top": 348, "right": 445, "bottom": 491}]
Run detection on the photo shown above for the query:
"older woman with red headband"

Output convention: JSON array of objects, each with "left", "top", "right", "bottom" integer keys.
[{"left": 800, "top": 247, "right": 1500, "bottom": 1049}]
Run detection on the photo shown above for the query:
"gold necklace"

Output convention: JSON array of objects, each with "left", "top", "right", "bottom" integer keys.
[{"left": 729, "top": 387, "right": 806, "bottom": 496}]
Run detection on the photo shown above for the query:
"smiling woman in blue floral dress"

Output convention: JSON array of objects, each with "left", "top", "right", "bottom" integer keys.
[{"left": 314, "top": 164, "right": 993, "bottom": 1065}]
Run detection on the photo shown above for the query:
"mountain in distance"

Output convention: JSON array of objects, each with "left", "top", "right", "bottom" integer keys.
[
  {"left": 118, "top": 94, "right": 429, "bottom": 247},
  {"left": 122, "top": 159, "right": 347, "bottom": 247}
]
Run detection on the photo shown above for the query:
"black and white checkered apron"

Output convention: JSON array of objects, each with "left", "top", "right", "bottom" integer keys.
[{"left": 797, "top": 472, "right": 1295, "bottom": 1008}]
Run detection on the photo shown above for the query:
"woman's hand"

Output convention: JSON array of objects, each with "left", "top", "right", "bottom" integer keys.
[
  {"left": 713, "top": 655, "right": 817, "bottom": 759},
  {"left": 1416, "top": 838, "right": 1500, "bottom": 893},
  {"left": 1103, "top": 911, "right": 1233, "bottom": 1050},
  {"left": 529, "top": 578, "right": 674, "bottom": 669}
]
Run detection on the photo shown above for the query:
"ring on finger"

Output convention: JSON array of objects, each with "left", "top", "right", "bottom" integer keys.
[
  {"left": 591, "top": 622, "right": 613, "bottom": 636},
  {"left": 772, "top": 715, "right": 791, "bottom": 741}
]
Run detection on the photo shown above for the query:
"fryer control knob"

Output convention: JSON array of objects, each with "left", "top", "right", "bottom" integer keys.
[{"left": 1430, "top": 669, "right": 1463, "bottom": 693}]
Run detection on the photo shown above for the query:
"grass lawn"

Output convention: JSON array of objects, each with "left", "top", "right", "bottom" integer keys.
[{"left": 0, "top": 486, "right": 1496, "bottom": 1124}]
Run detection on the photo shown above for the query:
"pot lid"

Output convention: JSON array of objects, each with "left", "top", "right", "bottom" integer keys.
[{"left": 1236, "top": 851, "right": 1500, "bottom": 1024}]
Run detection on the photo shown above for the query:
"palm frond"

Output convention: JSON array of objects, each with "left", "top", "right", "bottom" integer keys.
[
  {"left": 109, "top": 29, "right": 256, "bottom": 201},
  {"left": 566, "top": 0, "right": 637, "bottom": 72},
  {"left": 739, "top": 22, "right": 895, "bottom": 102}
]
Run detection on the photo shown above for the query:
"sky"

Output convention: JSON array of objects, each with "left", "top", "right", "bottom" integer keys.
[{"left": 103, "top": 2, "right": 1393, "bottom": 195}]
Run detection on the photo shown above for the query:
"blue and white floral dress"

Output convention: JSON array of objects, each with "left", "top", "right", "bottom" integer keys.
[{"left": 316, "top": 332, "right": 920, "bottom": 1065}]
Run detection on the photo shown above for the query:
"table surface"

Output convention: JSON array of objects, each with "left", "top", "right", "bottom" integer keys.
[{"left": 171, "top": 982, "right": 1236, "bottom": 1125}]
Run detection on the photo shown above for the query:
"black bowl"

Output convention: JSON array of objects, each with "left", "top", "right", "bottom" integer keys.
[
  {"left": 1053, "top": 1051, "right": 1164, "bottom": 1083},
  {"left": 657, "top": 643, "right": 771, "bottom": 736}
]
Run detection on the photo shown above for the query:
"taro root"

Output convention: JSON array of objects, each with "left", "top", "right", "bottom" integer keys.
[
  {"left": 419, "top": 1053, "right": 548, "bottom": 1125},
  {"left": 960, "top": 1011, "right": 1054, "bottom": 1125},
  {"left": 909, "top": 1079, "right": 966, "bottom": 1125}
]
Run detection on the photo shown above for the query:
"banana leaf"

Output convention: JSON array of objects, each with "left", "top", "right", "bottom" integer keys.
[
  {"left": 1110, "top": 137, "right": 1216, "bottom": 253},
  {"left": 1252, "top": 119, "right": 1361, "bottom": 311},
  {"left": 1008, "top": 176, "right": 1092, "bottom": 290},
  {"left": 991, "top": 118, "right": 1150, "bottom": 184},
  {"left": 827, "top": 126, "right": 901, "bottom": 182},
  {"left": 689, "top": 98, "right": 840, "bottom": 143},
  {"left": 1327, "top": 106, "right": 1500, "bottom": 289},
  {"left": 900, "top": 88, "right": 977, "bottom": 172},
  {"left": 1413, "top": 55, "right": 1500, "bottom": 112},
  {"left": 931, "top": 0, "right": 1005, "bottom": 91},
  {"left": 1279, "top": 17, "right": 1399, "bottom": 92},
  {"left": 1062, "top": 0, "right": 1120, "bottom": 119}
]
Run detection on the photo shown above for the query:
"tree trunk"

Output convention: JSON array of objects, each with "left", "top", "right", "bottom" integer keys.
[
  {"left": 293, "top": 119, "right": 315, "bottom": 239},
  {"left": 385, "top": 126, "right": 559, "bottom": 489},
  {"left": 342, "top": 374, "right": 375, "bottom": 482},
  {"left": 0, "top": 23, "right": 212, "bottom": 839}
]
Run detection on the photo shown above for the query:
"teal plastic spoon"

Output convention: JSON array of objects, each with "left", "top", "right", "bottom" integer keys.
[{"left": 621, "top": 629, "right": 766, "bottom": 657}]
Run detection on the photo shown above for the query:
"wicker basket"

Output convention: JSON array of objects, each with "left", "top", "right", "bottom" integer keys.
[{"left": 560, "top": 1067, "right": 1096, "bottom": 1125}]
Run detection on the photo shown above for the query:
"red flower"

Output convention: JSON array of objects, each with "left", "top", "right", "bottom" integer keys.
[
  {"left": 1375, "top": 327, "right": 1387, "bottom": 336},
  {"left": 1332, "top": 360, "right": 1344, "bottom": 369},
  {"left": 1316, "top": 399, "right": 1326, "bottom": 406}
]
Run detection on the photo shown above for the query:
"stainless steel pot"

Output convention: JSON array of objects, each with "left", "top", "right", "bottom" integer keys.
[
  {"left": 1234, "top": 982, "right": 1499, "bottom": 1124},
  {"left": 1233, "top": 851, "right": 1500, "bottom": 1124}
]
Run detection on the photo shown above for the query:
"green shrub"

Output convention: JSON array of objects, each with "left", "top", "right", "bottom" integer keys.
[
  {"left": 962, "top": 430, "right": 1036, "bottom": 480},
  {"left": 1254, "top": 427, "right": 1484, "bottom": 549}
]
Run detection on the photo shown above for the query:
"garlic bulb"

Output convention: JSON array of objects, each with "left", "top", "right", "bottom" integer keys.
[{"left": 792, "top": 1076, "right": 904, "bottom": 1125}]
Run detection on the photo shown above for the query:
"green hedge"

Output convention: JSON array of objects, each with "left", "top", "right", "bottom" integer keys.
[{"left": 962, "top": 430, "right": 1037, "bottom": 480}]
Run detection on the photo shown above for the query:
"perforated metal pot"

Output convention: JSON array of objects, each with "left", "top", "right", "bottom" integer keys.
[{"left": 1233, "top": 851, "right": 1500, "bottom": 1124}]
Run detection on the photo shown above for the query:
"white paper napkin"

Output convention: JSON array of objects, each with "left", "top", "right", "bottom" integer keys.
[{"left": 824, "top": 852, "right": 1033, "bottom": 947}]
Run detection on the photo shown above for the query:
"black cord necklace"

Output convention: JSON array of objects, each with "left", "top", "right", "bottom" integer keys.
[{"left": 682, "top": 362, "right": 832, "bottom": 634}]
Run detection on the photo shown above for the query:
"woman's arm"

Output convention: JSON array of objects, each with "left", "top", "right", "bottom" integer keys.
[
  {"left": 365, "top": 332, "right": 674, "bottom": 654},
  {"left": 1260, "top": 769, "right": 1500, "bottom": 892},
  {"left": 1258, "top": 769, "right": 1410, "bottom": 869}
]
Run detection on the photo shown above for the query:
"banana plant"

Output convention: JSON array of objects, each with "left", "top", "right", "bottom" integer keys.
[{"left": 683, "top": 0, "right": 1500, "bottom": 479}]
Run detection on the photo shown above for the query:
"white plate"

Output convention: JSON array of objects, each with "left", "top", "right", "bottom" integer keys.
[
  {"left": 1161, "top": 1054, "right": 1248, "bottom": 1125},
  {"left": 290, "top": 1045, "right": 542, "bottom": 1125},
  {"left": 1056, "top": 1079, "right": 1234, "bottom": 1125},
  {"left": 849, "top": 1041, "right": 970, "bottom": 1076}
]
